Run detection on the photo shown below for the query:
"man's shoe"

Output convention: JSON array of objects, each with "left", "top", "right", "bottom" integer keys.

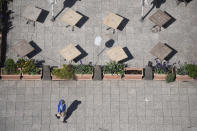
[
  {"left": 63, "top": 120, "right": 67, "bottom": 123},
  {"left": 55, "top": 114, "right": 60, "bottom": 119}
]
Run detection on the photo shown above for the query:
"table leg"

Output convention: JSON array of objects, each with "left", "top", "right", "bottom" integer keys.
[
  {"left": 106, "top": 27, "right": 111, "bottom": 30},
  {"left": 113, "top": 29, "right": 115, "bottom": 34},
  {"left": 66, "top": 25, "right": 70, "bottom": 28},
  {"left": 72, "top": 26, "right": 74, "bottom": 31},
  {"left": 26, "top": 20, "right": 30, "bottom": 24}
]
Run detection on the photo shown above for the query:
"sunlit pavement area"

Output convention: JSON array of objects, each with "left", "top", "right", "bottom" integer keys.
[{"left": 0, "top": 80, "right": 197, "bottom": 131}]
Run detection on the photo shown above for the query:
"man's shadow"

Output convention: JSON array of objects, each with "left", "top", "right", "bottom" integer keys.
[
  {"left": 53, "top": 0, "right": 80, "bottom": 20},
  {"left": 141, "top": 0, "right": 166, "bottom": 21},
  {"left": 64, "top": 100, "right": 81, "bottom": 122}
]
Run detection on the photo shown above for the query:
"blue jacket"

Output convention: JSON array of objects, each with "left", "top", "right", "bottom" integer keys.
[{"left": 58, "top": 99, "right": 66, "bottom": 113}]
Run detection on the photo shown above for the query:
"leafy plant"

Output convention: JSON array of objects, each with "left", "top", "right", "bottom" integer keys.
[
  {"left": 2, "top": 58, "right": 19, "bottom": 74},
  {"left": 74, "top": 65, "right": 93, "bottom": 74},
  {"left": 185, "top": 64, "right": 197, "bottom": 78},
  {"left": 51, "top": 64, "right": 75, "bottom": 79},
  {"left": 103, "top": 61, "right": 124, "bottom": 76},
  {"left": 16, "top": 58, "right": 25, "bottom": 69},
  {"left": 153, "top": 59, "right": 172, "bottom": 74},
  {"left": 20, "top": 59, "right": 40, "bottom": 75},
  {"left": 165, "top": 73, "right": 176, "bottom": 83},
  {"left": 176, "top": 62, "right": 188, "bottom": 75}
]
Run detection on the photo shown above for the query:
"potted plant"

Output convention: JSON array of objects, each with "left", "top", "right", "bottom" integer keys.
[
  {"left": 185, "top": 64, "right": 197, "bottom": 79},
  {"left": 18, "top": 59, "right": 42, "bottom": 80},
  {"left": 74, "top": 64, "right": 93, "bottom": 80},
  {"left": 124, "top": 67, "right": 144, "bottom": 80},
  {"left": 1, "top": 58, "right": 21, "bottom": 80},
  {"left": 176, "top": 62, "right": 193, "bottom": 81},
  {"left": 166, "top": 72, "right": 176, "bottom": 83},
  {"left": 103, "top": 61, "right": 124, "bottom": 80},
  {"left": 51, "top": 64, "right": 75, "bottom": 80},
  {"left": 153, "top": 59, "right": 172, "bottom": 80}
]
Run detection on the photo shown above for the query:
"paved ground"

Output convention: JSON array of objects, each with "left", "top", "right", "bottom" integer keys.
[
  {"left": 2, "top": 0, "right": 197, "bottom": 131},
  {"left": 6, "top": 0, "right": 197, "bottom": 67},
  {"left": 0, "top": 80, "right": 197, "bottom": 131}
]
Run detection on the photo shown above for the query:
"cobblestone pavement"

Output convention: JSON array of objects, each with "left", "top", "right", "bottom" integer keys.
[
  {"left": 6, "top": 0, "right": 197, "bottom": 67},
  {"left": 0, "top": 80, "right": 197, "bottom": 131}
]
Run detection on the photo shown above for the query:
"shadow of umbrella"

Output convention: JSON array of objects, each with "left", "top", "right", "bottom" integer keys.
[
  {"left": 97, "top": 39, "right": 114, "bottom": 56},
  {"left": 64, "top": 100, "right": 81, "bottom": 122}
]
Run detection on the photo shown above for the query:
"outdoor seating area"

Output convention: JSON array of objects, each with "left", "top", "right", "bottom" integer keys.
[{"left": 1, "top": 0, "right": 196, "bottom": 81}]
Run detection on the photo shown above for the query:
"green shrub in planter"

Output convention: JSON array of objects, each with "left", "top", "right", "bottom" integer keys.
[
  {"left": 165, "top": 73, "right": 176, "bottom": 83},
  {"left": 74, "top": 65, "right": 93, "bottom": 74},
  {"left": 2, "top": 58, "right": 19, "bottom": 74},
  {"left": 51, "top": 64, "right": 75, "bottom": 79},
  {"left": 176, "top": 64, "right": 188, "bottom": 75},
  {"left": 185, "top": 64, "right": 197, "bottom": 78},
  {"left": 103, "top": 61, "right": 124, "bottom": 76},
  {"left": 20, "top": 59, "right": 40, "bottom": 75}
]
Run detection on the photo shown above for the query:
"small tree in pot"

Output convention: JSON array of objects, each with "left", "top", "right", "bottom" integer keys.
[
  {"left": 17, "top": 58, "right": 42, "bottom": 80},
  {"left": 103, "top": 61, "right": 124, "bottom": 80},
  {"left": 1, "top": 58, "right": 21, "bottom": 80},
  {"left": 51, "top": 64, "right": 75, "bottom": 80}
]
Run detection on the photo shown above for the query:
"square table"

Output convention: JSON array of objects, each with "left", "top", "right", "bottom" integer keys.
[
  {"left": 103, "top": 12, "right": 123, "bottom": 30},
  {"left": 59, "top": 43, "right": 81, "bottom": 62},
  {"left": 61, "top": 8, "right": 82, "bottom": 27},
  {"left": 149, "top": 9, "right": 171, "bottom": 27},
  {"left": 106, "top": 45, "right": 127, "bottom": 62},
  {"left": 22, "top": 6, "right": 42, "bottom": 22},
  {"left": 12, "top": 40, "right": 34, "bottom": 57},
  {"left": 150, "top": 42, "right": 172, "bottom": 61}
]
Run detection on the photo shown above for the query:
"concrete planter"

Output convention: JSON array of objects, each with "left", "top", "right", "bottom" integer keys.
[
  {"left": 75, "top": 74, "right": 93, "bottom": 80},
  {"left": 1, "top": 68, "right": 21, "bottom": 80},
  {"left": 153, "top": 74, "right": 167, "bottom": 80},
  {"left": 124, "top": 67, "right": 143, "bottom": 80},
  {"left": 176, "top": 75, "right": 193, "bottom": 81},
  {"left": 22, "top": 69, "right": 42, "bottom": 80},
  {"left": 103, "top": 73, "right": 122, "bottom": 80}
]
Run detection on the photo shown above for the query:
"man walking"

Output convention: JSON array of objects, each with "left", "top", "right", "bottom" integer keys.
[{"left": 55, "top": 99, "right": 66, "bottom": 122}]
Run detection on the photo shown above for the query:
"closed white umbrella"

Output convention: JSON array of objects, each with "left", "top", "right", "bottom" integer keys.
[{"left": 94, "top": 36, "right": 102, "bottom": 46}]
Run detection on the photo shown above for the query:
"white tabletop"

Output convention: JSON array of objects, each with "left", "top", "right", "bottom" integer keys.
[
  {"left": 59, "top": 43, "right": 81, "bottom": 61},
  {"left": 106, "top": 45, "right": 127, "bottom": 62},
  {"left": 22, "top": 6, "right": 42, "bottom": 21},
  {"left": 103, "top": 13, "right": 123, "bottom": 29},
  {"left": 61, "top": 8, "right": 82, "bottom": 26}
]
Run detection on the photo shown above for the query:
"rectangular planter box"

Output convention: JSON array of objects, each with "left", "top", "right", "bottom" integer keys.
[
  {"left": 22, "top": 69, "right": 42, "bottom": 80},
  {"left": 176, "top": 75, "right": 193, "bottom": 81},
  {"left": 75, "top": 74, "right": 93, "bottom": 80},
  {"left": 1, "top": 68, "right": 21, "bottom": 80},
  {"left": 103, "top": 73, "right": 122, "bottom": 80},
  {"left": 51, "top": 74, "right": 71, "bottom": 80},
  {"left": 153, "top": 74, "right": 167, "bottom": 80},
  {"left": 124, "top": 67, "right": 143, "bottom": 80}
]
